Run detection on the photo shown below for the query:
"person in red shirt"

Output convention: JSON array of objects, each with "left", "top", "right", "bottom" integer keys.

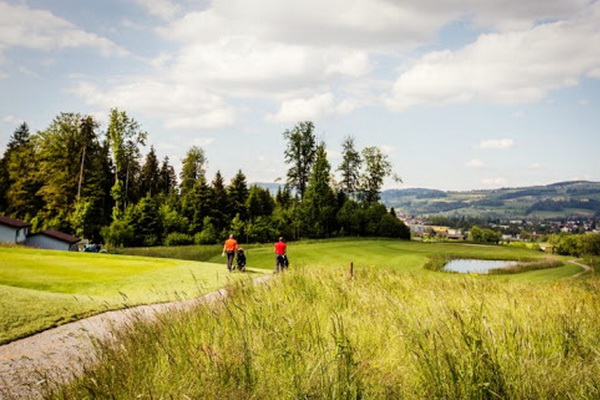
[
  {"left": 274, "top": 236, "right": 288, "bottom": 273},
  {"left": 222, "top": 234, "right": 238, "bottom": 272}
]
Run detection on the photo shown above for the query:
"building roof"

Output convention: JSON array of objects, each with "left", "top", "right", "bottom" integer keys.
[
  {"left": 30, "top": 229, "right": 81, "bottom": 244},
  {"left": 0, "top": 215, "right": 31, "bottom": 228}
]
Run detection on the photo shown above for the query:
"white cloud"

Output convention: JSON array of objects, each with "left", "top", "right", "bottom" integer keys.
[
  {"left": 482, "top": 177, "right": 508, "bottom": 186},
  {"left": 387, "top": 2, "right": 600, "bottom": 110},
  {"left": 191, "top": 137, "right": 215, "bottom": 147},
  {"left": 1, "top": 115, "right": 23, "bottom": 125},
  {"left": 71, "top": 80, "right": 236, "bottom": 130},
  {"left": 380, "top": 145, "right": 396, "bottom": 155},
  {"left": 133, "top": 0, "right": 182, "bottom": 21},
  {"left": 266, "top": 92, "right": 351, "bottom": 123},
  {"left": 529, "top": 162, "right": 544, "bottom": 169},
  {"left": 466, "top": 159, "right": 484, "bottom": 168},
  {"left": 479, "top": 138, "right": 515, "bottom": 149},
  {"left": 0, "top": 2, "right": 127, "bottom": 57}
]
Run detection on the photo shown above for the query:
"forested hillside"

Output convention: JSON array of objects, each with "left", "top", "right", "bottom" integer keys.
[
  {"left": 381, "top": 181, "right": 600, "bottom": 219},
  {"left": 0, "top": 114, "right": 409, "bottom": 246}
]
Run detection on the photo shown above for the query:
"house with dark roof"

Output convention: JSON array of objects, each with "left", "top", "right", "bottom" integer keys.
[
  {"left": 25, "top": 229, "right": 81, "bottom": 251},
  {"left": 0, "top": 215, "right": 32, "bottom": 244}
]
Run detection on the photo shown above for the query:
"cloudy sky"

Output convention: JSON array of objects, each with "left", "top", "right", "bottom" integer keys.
[{"left": 1, "top": 0, "right": 599, "bottom": 191}]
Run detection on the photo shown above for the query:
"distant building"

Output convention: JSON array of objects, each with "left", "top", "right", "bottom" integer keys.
[
  {"left": 26, "top": 229, "right": 81, "bottom": 251},
  {"left": 0, "top": 215, "right": 31, "bottom": 244}
]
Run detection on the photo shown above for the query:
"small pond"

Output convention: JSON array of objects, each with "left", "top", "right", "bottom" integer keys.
[{"left": 443, "top": 259, "right": 518, "bottom": 274}]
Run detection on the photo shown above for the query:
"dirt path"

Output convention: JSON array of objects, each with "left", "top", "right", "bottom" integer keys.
[
  {"left": 0, "top": 274, "right": 272, "bottom": 399},
  {"left": 569, "top": 259, "right": 594, "bottom": 278}
]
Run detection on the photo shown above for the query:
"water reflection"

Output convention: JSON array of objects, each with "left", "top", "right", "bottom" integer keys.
[{"left": 443, "top": 259, "right": 518, "bottom": 274}]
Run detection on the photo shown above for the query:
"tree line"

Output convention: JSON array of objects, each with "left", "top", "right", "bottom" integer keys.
[{"left": 0, "top": 112, "right": 409, "bottom": 247}]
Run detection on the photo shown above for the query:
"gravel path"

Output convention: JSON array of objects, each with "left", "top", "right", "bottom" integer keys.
[
  {"left": 0, "top": 274, "right": 272, "bottom": 399},
  {"left": 569, "top": 259, "right": 593, "bottom": 278}
]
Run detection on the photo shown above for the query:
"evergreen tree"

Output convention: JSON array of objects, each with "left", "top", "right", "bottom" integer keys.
[
  {"left": 129, "top": 195, "right": 163, "bottom": 246},
  {"left": 302, "top": 142, "right": 337, "bottom": 237},
  {"left": 140, "top": 146, "right": 161, "bottom": 197},
  {"left": 210, "top": 171, "right": 229, "bottom": 233},
  {"left": 2, "top": 122, "right": 42, "bottom": 216},
  {"left": 227, "top": 170, "right": 249, "bottom": 221},
  {"left": 337, "top": 136, "right": 362, "bottom": 199},
  {"left": 283, "top": 121, "right": 317, "bottom": 200},
  {"left": 34, "top": 113, "right": 107, "bottom": 234},
  {"left": 247, "top": 185, "right": 274, "bottom": 220},
  {"left": 158, "top": 156, "right": 178, "bottom": 196}
]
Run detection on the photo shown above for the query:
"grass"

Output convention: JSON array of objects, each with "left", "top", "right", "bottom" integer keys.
[
  {"left": 49, "top": 266, "right": 600, "bottom": 399},
  {"left": 111, "top": 243, "right": 224, "bottom": 261},
  {"left": 1, "top": 239, "right": 581, "bottom": 344},
  {"left": 205, "top": 238, "right": 577, "bottom": 280},
  {"left": 0, "top": 246, "right": 264, "bottom": 344}
]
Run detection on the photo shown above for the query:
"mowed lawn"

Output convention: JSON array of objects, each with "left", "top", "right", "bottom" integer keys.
[{"left": 0, "top": 246, "right": 264, "bottom": 344}]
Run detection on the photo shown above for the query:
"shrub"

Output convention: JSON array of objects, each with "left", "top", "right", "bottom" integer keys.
[{"left": 164, "top": 232, "right": 194, "bottom": 246}]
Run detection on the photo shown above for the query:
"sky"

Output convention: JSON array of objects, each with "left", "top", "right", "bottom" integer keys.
[{"left": 0, "top": 0, "right": 599, "bottom": 191}]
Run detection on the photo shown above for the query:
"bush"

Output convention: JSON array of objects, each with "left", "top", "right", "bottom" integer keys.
[{"left": 164, "top": 232, "right": 194, "bottom": 246}]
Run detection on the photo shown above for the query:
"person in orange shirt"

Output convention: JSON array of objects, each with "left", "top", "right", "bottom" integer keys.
[
  {"left": 222, "top": 234, "right": 238, "bottom": 272},
  {"left": 274, "top": 236, "right": 288, "bottom": 273}
]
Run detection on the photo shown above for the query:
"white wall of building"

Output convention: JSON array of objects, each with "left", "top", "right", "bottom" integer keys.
[
  {"left": 26, "top": 235, "right": 73, "bottom": 251},
  {"left": 0, "top": 225, "right": 28, "bottom": 243}
]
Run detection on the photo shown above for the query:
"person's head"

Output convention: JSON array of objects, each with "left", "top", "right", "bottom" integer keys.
[
  {"left": 238, "top": 247, "right": 244, "bottom": 253},
  {"left": 279, "top": 236, "right": 284, "bottom": 242},
  {"left": 229, "top": 234, "right": 234, "bottom": 239}
]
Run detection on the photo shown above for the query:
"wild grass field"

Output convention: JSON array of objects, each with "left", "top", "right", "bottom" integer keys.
[
  {"left": 50, "top": 263, "right": 600, "bottom": 399},
  {"left": 0, "top": 246, "right": 263, "bottom": 344}
]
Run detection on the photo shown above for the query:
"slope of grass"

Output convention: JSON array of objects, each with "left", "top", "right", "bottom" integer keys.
[
  {"left": 50, "top": 266, "right": 600, "bottom": 399},
  {"left": 0, "top": 247, "right": 263, "bottom": 344}
]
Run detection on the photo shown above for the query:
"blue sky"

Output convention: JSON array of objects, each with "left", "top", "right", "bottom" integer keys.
[{"left": 1, "top": 0, "right": 599, "bottom": 191}]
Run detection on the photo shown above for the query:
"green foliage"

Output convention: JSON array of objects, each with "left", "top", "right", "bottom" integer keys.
[
  {"left": 195, "top": 217, "right": 219, "bottom": 245},
  {"left": 101, "top": 217, "right": 135, "bottom": 247},
  {"left": 337, "top": 135, "right": 361, "bottom": 199},
  {"left": 140, "top": 146, "right": 161, "bottom": 197},
  {"left": 551, "top": 232, "right": 600, "bottom": 257},
  {"left": 359, "top": 146, "right": 392, "bottom": 203},
  {"left": 179, "top": 146, "right": 206, "bottom": 194},
  {"left": 227, "top": 170, "right": 249, "bottom": 221},
  {"left": 283, "top": 121, "right": 317, "bottom": 200},
  {"left": 246, "top": 185, "right": 274, "bottom": 220},
  {"left": 159, "top": 204, "right": 189, "bottom": 236},
  {"left": 164, "top": 232, "right": 194, "bottom": 246},
  {"left": 128, "top": 196, "right": 163, "bottom": 246},
  {"left": 246, "top": 216, "right": 278, "bottom": 243},
  {"left": 301, "top": 142, "right": 337, "bottom": 238},
  {"left": 469, "top": 225, "right": 502, "bottom": 244}
]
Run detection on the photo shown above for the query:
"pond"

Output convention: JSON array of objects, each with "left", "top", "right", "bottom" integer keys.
[{"left": 443, "top": 259, "right": 518, "bottom": 274}]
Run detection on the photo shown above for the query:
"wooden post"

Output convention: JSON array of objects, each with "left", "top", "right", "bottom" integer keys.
[{"left": 350, "top": 261, "right": 354, "bottom": 280}]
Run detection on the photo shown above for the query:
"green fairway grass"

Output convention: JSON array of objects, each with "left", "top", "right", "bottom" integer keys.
[
  {"left": 0, "top": 247, "right": 264, "bottom": 344},
  {"left": 207, "top": 238, "right": 576, "bottom": 280}
]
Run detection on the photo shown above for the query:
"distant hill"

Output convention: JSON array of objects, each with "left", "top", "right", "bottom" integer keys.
[
  {"left": 254, "top": 180, "right": 600, "bottom": 220},
  {"left": 381, "top": 181, "right": 600, "bottom": 220}
]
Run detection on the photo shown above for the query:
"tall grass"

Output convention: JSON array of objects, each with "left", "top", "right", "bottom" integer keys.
[{"left": 50, "top": 266, "right": 600, "bottom": 399}]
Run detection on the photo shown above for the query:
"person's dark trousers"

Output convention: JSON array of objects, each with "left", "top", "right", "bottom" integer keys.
[
  {"left": 275, "top": 254, "right": 285, "bottom": 273},
  {"left": 227, "top": 251, "right": 235, "bottom": 272}
]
